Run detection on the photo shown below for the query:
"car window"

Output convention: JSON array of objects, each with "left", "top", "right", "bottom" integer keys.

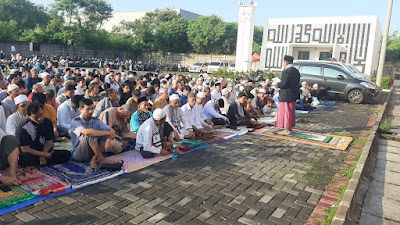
[
  {"left": 324, "top": 67, "right": 345, "bottom": 79},
  {"left": 193, "top": 63, "right": 202, "bottom": 66},
  {"left": 209, "top": 62, "right": 220, "bottom": 66},
  {"left": 294, "top": 64, "right": 300, "bottom": 70},
  {"left": 302, "top": 66, "right": 321, "bottom": 76}
]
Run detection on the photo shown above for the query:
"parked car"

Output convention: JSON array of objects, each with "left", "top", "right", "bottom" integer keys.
[
  {"left": 227, "top": 62, "right": 236, "bottom": 72},
  {"left": 345, "top": 63, "right": 370, "bottom": 80},
  {"left": 293, "top": 61, "right": 379, "bottom": 104},
  {"left": 207, "top": 61, "right": 230, "bottom": 74},
  {"left": 188, "top": 62, "right": 208, "bottom": 73}
]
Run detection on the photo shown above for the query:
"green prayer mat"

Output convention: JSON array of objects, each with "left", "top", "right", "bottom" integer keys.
[
  {"left": 54, "top": 141, "right": 73, "bottom": 151},
  {"left": 176, "top": 139, "right": 208, "bottom": 149},
  {"left": 273, "top": 130, "right": 333, "bottom": 143},
  {"left": 0, "top": 186, "right": 36, "bottom": 209}
]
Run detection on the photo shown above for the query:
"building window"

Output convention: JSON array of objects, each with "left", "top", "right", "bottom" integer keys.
[
  {"left": 298, "top": 51, "right": 310, "bottom": 60},
  {"left": 319, "top": 52, "right": 332, "bottom": 60}
]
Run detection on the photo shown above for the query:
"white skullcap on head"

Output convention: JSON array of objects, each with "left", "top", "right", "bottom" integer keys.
[
  {"left": 239, "top": 86, "right": 245, "bottom": 91},
  {"left": 153, "top": 108, "right": 166, "bottom": 120},
  {"left": 261, "top": 82, "right": 267, "bottom": 87},
  {"left": 266, "top": 79, "right": 270, "bottom": 82},
  {"left": 128, "top": 75, "right": 134, "bottom": 79},
  {"left": 40, "top": 72, "right": 50, "bottom": 78},
  {"left": 221, "top": 88, "right": 230, "bottom": 96},
  {"left": 196, "top": 92, "right": 206, "bottom": 98},
  {"left": 121, "top": 72, "right": 126, "bottom": 76},
  {"left": 301, "top": 81, "right": 308, "bottom": 85},
  {"left": 159, "top": 88, "right": 167, "bottom": 94},
  {"left": 272, "top": 81, "right": 278, "bottom": 86},
  {"left": 14, "top": 95, "right": 29, "bottom": 105},
  {"left": 7, "top": 84, "right": 19, "bottom": 92},
  {"left": 169, "top": 94, "right": 180, "bottom": 101},
  {"left": 259, "top": 89, "right": 266, "bottom": 94},
  {"left": 313, "top": 83, "right": 319, "bottom": 88}
]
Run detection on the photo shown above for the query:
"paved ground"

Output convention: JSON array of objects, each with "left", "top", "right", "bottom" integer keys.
[
  {"left": 359, "top": 84, "right": 400, "bottom": 225},
  {"left": 0, "top": 95, "right": 386, "bottom": 225}
]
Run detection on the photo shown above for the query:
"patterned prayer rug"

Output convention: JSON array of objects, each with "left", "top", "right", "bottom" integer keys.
[
  {"left": 54, "top": 141, "right": 73, "bottom": 151},
  {"left": 195, "top": 135, "right": 225, "bottom": 144},
  {"left": 252, "top": 127, "right": 353, "bottom": 151},
  {"left": 17, "top": 169, "right": 71, "bottom": 197},
  {"left": 106, "top": 150, "right": 172, "bottom": 173},
  {"left": 41, "top": 161, "right": 124, "bottom": 189},
  {"left": 214, "top": 127, "right": 249, "bottom": 139},
  {"left": 0, "top": 186, "right": 36, "bottom": 209},
  {"left": 176, "top": 139, "right": 209, "bottom": 149},
  {"left": 257, "top": 117, "right": 277, "bottom": 124}
]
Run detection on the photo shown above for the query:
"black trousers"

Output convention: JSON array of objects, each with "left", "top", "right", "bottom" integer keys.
[
  {"left": 19, "top": 150, "right": 71, "bottom": 167},
  {"left": 212, "top": 118, "right": 226, "bottom": 125},
  {"left": 139, "top": 147, "right": 155, "bottom": 159}
]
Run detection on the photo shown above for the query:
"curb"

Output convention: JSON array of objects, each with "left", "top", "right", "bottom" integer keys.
[{"left": 331, "top": 89, "right": 393, "bottom": 225}]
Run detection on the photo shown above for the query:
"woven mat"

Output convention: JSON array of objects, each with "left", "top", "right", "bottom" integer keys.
[
  {"left": 253, "top": 127, "right": 353, "bottom": 151},
  {"left": 0, "top": 186, "right": 36, "bottom": 209},
  {"left": 107, "top": 150, "right": 172, "bottom": 173},
  {"left": 41, "top": 161, "right": 123, "bottom": 189},
  {"left": 257, "top": 117, "right": 277, "bottom": 124},
  {"left": 17, "top": 169, "right": 71, "bottom": 197}
]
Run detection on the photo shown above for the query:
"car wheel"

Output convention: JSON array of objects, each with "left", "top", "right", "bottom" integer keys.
[{"left": 347, "top": 89, "right": 364, "bottom": 104}]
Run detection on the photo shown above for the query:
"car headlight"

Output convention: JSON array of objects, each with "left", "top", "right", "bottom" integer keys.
[{"left": 360, "top": 82, "right": 375, "bottom": 89}]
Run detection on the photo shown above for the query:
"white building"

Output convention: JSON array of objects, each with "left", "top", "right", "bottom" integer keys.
[
  {"left": 259, "top": 16, "right": 382, "bottom": 76},
  {"left": 103, "top": 8, "right": 201, "bottom": 32}
]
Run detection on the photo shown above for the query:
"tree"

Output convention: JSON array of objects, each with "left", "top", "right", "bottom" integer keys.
[
  {"left": 0, "top": 0, "right": 50, "bottom": 31},
  {"left": 154, "top": 18, "right": 190, "bottom": 53},
  {"left": 386, "top": 32, "right": 400, "bottom": 62},
  {"left": 221, "top": 22, "right": 237, "bottom": 54},
  {"left": 187, "top": 15, "right": 226, "bottom": 54},
  {"left": 53, "top": 0, "right": 112, "bottom": 28},
  {"left": 0, "top": 20, "right": 18, "bottom": 41}
]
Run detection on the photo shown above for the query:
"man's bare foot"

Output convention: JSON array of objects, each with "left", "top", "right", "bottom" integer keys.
[
  {"left": 278, "top": 130, "right": 291, "bottom": 135},
  {"left": 90, "top": 156, "right": 98, "bottom": 168}
]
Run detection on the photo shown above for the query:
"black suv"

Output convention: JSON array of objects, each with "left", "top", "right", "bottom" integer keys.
[{"left": 293, "top": 61, "right": 379, "bottom": 104}]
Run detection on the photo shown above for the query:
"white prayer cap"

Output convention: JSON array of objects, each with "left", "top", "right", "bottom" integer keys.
[
  {"left": 159, "top": 88, "right": 167, "bottom": 94},
  {"left": 272, "top": 81, "right": 278, "bottom": 86},
  {"left": 259, "top": 89, "right": 266, "bottom": 94},
  {"left": 153, "top": 108, "right": 166, "bottom": 121},
  {"left": 313, "top": 83, "right": 319, "bottom": 88},
  {"left": 261, "top": 82, "right": 267, "bottom": 87},
  {"left": 196, "top": 92, "right": 206, "bottom": 98},
  {"left": 7, "top": 84, "right": 19, "bottom": 92},
  {"left": 40, "top": 72, "right": 50, "bottom": 78},
  {"left": 272, "top": 77, "right": 281, "bottom": 83},
  {"left": 121, "top": 72, "right": 126, "bottom": 76},
  {"left": 128, "top": 75, "right": 134, "bottom": 79},
  {"left": 239, "top": 86, "right": 245, "bottom": 91},
  {"left": 14, "top": 95, "right": 29, "bottom": 105},
  {"left": 265, "top": 79, "right": 270, "bottom": 83},
  {"left": 221, "top": 88, "right": 230, "bottom": 96},
  {"left": 10, "top": 69, "right": 18, "bottom": 74},
  {"left": 169, "top": 94, "right": 180, "bottom": 101},
  {"left": 301, "top": 81, "right": 308, "bottom": 85}
]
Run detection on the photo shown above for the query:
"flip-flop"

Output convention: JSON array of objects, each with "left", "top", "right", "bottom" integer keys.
[{"left": 99, "top": 160, "right": 124, "bottom": 171}]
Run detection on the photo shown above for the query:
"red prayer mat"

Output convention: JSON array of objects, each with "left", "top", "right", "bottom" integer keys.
[{"left": 17, "top": 169, "right": 72, "bottom": 197}]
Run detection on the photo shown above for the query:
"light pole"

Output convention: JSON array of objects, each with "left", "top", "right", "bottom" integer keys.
[{"left": 376, "top": 0, "right": 394, "bottom": 87}]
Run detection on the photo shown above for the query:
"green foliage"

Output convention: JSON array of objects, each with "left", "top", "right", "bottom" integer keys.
[
  {"left": 211, "top": 70, "right": 246, "bottom": 79},
  {"left": 0, "top": 20, "right": 19, "bottom": 41},
  {"left": 0, "top": 0, "right": 50, "bottom": 31},
  {"left": 187, "top": 15, "right": 226, "bottom": 54},
  {"left": 381, "top": 76, "right": 391, "bottom": 89},
  {"left": 386, "top": 31, "right": 400, "bottom": 62},
  {"left": 379, "top": 117, "right": 393, "bottom": 133}
]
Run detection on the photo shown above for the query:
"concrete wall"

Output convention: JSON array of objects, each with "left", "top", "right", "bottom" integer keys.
[
  {"left": 384, "top": 61, "right": 400, "bottom": 78},
  {"left": 0, "top": 41, "right": 135, "bottom": 60}
]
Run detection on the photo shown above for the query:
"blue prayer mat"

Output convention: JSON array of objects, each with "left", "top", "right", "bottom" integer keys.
[{"left": 41, "top": 161, "right": 123, "bottom": 189}]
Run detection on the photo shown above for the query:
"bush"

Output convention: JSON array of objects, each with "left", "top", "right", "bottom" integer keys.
[{"left": 381, "top": 77, "right": 391, "bottom": 89}]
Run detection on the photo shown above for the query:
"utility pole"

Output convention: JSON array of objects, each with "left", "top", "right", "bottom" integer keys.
[{"left": 376, "top": 0, "right": 394, "bottom": 87}]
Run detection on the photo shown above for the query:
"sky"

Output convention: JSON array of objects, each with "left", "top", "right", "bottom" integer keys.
[{"left": 31, "top": 0, "right": 400, "bottom": 32}]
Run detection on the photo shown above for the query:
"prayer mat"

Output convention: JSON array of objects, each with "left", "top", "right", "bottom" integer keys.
[
  {"left": 54, "top": 141, "right": 73, "bottom": 151},
  {"left": 41, "top": 161, "right": 123, "bottom": 189},
  {"left": 176, "top": 139, "right": 208, "bottom": 149},
  {"left": 0, "top": 186, "right": 36, "bottom": 209},
  {"left": 257, "top": 117, "right": 277, "bottom": 124},
  {"left": 107, "top": 150, "right": 172, "bottom": 173},
  {"left": 195, "top": 135, "right": 225, "bottom": 144},
  {"left": 253, "top": 127, "right": 353, "bottom": 151},
  {"left": 17, "top": 169, "right": 71, "bottom": 197},
  {"left": 214, "top": 127, "right": 249, "bottom": 139}
]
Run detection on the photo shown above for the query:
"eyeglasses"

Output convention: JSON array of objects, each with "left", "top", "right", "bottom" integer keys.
[{"left": 18, "top": 104, "right": 28, "bottom": 108}]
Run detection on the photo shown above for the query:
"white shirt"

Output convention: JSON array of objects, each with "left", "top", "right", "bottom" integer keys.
[
  {"left": 75, "top": 85, "right": 85, "bottom": 95},
  {"left": 6, "top": 111, "right": 25, "bottom": 135},
  {"left": 109, "top": 82, "right": 119, "bottom": 91},
  {"left": 1, "top": 97, "right": 16, "bottom": 118},
  {"left": 104, "top": 74, "right": 112, "bottom": 84},
  {"left": 57, "top": 100, "right": 80, "bottom": 129},
  {"left": 202, "top": 101, "right": 227, "bottom": 121},
  {"left": 163, "top": 105, "right": 191, "bottom": 131},
  {"left": 181, "top": 103, "right": 203, "bottom": 129},
  {"left": 0, "top": 105, "right": 6, "bottom": 132},
  {"left": 220, "top": 96, "right": 231, "bottom": 115},
  {"left": 211, "top": 90, "right": 222, "bottom": 100},
  {"left": 39, "top": 81, "right": 56, "bottom": 93},
  {"left": 135, "top": 118, "right": 162, "bottom": 154}
]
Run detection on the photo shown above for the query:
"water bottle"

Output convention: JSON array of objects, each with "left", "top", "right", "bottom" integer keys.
[{"left": 172, "top": 144, "right": 178, "bottom": 160}]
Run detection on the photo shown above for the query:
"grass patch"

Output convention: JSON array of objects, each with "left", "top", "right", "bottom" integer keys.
[
  {"left": 319, "top": 184, "right": 348, "bottom": 225},
  {"left": 378, "top": 117, "right": 393, "bottom": 133}
]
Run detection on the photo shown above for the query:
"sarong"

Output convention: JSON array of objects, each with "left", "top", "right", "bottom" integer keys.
[{"left": 276, "top": 101, "right": 296, "bottom": 129}]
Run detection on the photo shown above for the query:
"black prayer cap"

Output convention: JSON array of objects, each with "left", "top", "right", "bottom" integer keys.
[
  {"left": 284, "top": 55, "right": 294, "bottom": 63},
  {"left": 138, "top": 97, "right": 148, "bottom": 105},
  {"left": 238, "top": 92, "right": 247, "bottom": 98}
]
